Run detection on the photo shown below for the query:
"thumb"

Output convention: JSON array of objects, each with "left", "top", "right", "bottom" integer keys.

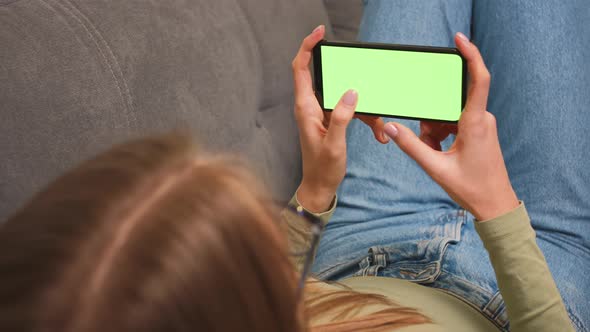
[
  {"left": 325, "top": 89, "right": 357, "bottom": 146},
  {"left": 384, "top": 122, "right": 445, "bottom": 175}
]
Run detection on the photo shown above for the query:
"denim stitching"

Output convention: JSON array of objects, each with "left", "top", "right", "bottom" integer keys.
[
  {"left": 482, "top": 291, "right": 502, "bottom": 317},
  {"left": 439, "top": 268, "right": 495, "bottom": 296},
  {"left": 316, "top": 256, "right": 365, "bottom": 280},
  {"left": 433, "top": 285, "right": 509, "bottom": 332},
  {"left": 568, "top": 309, "right": 586, "bottom": 332},
  {"left": 355, "top": 246, "right": 388, "bottom": 277},
  {"left": 482, "top": 291, "right": 509, "bottom": 328}
]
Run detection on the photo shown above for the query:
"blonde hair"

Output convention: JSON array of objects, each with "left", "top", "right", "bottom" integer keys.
[{"left": 0, "top": 134, "right": 429, "bottom": 331}]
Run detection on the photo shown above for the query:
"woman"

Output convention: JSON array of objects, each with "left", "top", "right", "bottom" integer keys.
[{"left": 0, "top": 25, "right": 574, "bottom": 332}]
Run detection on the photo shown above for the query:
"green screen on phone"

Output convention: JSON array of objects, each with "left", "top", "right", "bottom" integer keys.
[{"left": 319, "top": 45, "right": 464, "bottom": 122}]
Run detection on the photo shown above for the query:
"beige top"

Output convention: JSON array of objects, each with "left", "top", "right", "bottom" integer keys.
[{"left": 285, "top": 195, "right": 574, "bottom": 332}]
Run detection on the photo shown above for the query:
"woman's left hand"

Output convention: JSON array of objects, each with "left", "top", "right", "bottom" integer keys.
[
  {"left": 292, "top": 25, "right": 388, "bottom": 213},
  {"left": 383, "top": 33, "right": 519, "bottom": 221}
]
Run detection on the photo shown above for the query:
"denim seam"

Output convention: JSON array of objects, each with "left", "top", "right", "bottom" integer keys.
[
  {"left": 388, "top": 211, "right": 464, "bottom": 283},
  {"left": 316, "top": 262, "right": 351, "bottom": 278},
  {"left": 482, "top": 291, "right": 508, "bottom": 328},
  {"left": 390, "top": 261, "right": 440, "bottom": 269},
  {"left": 430, "top": 236, "right": 451, "bottom": 282},
  {"left": 493, "top": 305, "right": 508, "bottom": 326},
  {"left": 433, "top": 286, "right": 508, "bottom": 332},
  {"left": 440, "top": 268, "right": 495, "bottom": 299},
  {"left": 391, "top": 262, "right": 440, "bottom": 283},
  {"left": 443, "top": 211, "right": 511, "bottom": 329},
  {"left": 437, "top": 271, "right": 509, "bottom": 329},
  {"left": 482, "top": 291, "right": 504, "bottom": 318},
  {"left": 316, "top": 256, "right": 364, "bottom": 279},
  {"left": 385, "top": 236, "right": 448, "bottom": 283},
  {"left": 435, "top": 271, "right": 509, "bottom": 331},
  {"left": 453, "top": 209, "right": 465, "bottom": 240},
  {"left": 568, "top": 309, "right": 586, "bottom": 332}
]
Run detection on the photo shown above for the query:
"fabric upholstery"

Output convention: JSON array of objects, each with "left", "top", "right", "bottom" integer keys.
[
  {"left": 324, "top": 0, "right": 364, "bottom": 40},
  {"left": 0, "top": 0, "right": 362, "bottom": 221}
]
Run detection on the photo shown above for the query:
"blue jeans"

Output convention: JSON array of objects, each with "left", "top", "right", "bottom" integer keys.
[{"left": 312, "top": 1, "right": 590, "bottom": 331}]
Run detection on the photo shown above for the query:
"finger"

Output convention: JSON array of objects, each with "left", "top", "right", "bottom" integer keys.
[
  {"left": 455, "top": 32, "right": 491, "bottom": 112},
  {"left": 419, "top": 133, "right": 442, "bottom": 151},
  {"left": 420, "top": 121, "right": 458, "bottom": 137},
  {"left": 356, "top": 115, "right": 389, "bottom": 144},
  {"left": 292, "top": 25, "right": 325, "bottom": 99},
  {"left": 384, "top": 122, "right": 446, "bottom": 177},
  {"left": 325, "top": 90, "right": 358, "bottom": 147},
  {"left": 419, "top": 121, "right": 457, "bottom": 151},
  {"left": 322, "top": 111, "right": 331, "bottom": 129}
]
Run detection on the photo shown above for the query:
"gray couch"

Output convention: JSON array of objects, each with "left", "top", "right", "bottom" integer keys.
[{"left": 0, "top": 0, "right": 363, "bottom": 221}]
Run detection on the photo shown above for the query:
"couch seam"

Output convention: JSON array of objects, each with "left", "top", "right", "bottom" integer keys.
[
  {"left": 0, "top": 0, "right": 23, "bottom": 7},
  {"left": 64, "top": 0, "right": 135, "bottom": 123},
  {"left": 232, "top": 0, "right": 268, "bottom": 112},
  {"left": 39, "top": 0, "right": 135, "bottom": 128}
]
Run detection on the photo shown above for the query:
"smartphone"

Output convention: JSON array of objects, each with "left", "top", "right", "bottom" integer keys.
[{"left": 313, "top": 40, "right": 466, "bottom": 122}]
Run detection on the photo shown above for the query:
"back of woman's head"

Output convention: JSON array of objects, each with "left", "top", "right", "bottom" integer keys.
[{"left": 0, "top": 135, "right": 301, "bottom": 332}]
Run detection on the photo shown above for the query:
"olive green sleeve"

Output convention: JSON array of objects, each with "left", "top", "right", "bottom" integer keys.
[
  {"left": 282, "top": 192, "right": 336, "bottom": 272},
  {"left": 475, "top": 202, "right": 574, "bottom": 332}
]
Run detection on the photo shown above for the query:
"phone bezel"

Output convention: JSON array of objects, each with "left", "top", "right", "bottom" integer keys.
[{"left": 312, "top": 40, "right": 467, "bottom": 123}]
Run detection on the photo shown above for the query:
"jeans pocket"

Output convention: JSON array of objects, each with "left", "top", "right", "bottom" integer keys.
[
  {"left": 314, "top": 256, "right": 367, "bottom": 280},
  {"left": 353, "top": 211, "right": 464, "bottom": 284}
]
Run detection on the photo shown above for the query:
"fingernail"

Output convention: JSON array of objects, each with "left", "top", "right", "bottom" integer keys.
[
  {"left": 382, "top": 132, "right": 390, "bottom": 143},
  {"left": 456, "top": 32, "right": 470, "bottom": 44},
  {"left": 313, "top": 25, "right": 324, "bottom": 34},
  {"left": 384, "top": 123, "right": 398, "bottom": 139},
  {"left": 342, "top": 89, "right": 358, "bottom": 106}
]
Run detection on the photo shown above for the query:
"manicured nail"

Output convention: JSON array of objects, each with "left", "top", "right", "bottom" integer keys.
[
  {"left": 342, "top": 89, "right": 358, "bottom": 106},
  {"left": 456, "top": 32, "right": 470, "bottom": 44},
  {"left": 313, "top": 25, "right": 324, "bottom": 34},
  {"left": 384, "top": 123, "right": 398, "bottom": 139}
]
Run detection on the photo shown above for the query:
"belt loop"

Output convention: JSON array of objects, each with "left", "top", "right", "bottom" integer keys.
[{"left": 355, "top": 246, "right": 388, "bottom": 277}]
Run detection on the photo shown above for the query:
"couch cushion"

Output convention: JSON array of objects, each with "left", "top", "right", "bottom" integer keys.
[
  {"left": 0, "top": 0, "right": 331, "bottom": 220},
  {"left": 324, "top": 0, "right": 364, "bottom": 40}
]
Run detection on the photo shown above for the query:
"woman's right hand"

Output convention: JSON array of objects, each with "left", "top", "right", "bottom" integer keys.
[
  {"left": 384, "top": 33, "right": 519, "bottom": 221},
  {"left": 292, "top": 25, "right": 388, "bottom": 213}
]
